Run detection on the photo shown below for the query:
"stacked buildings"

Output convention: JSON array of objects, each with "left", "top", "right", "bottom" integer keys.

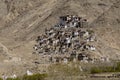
[{"left": 33, "top": 15, "right": 96, "bottom": 63}]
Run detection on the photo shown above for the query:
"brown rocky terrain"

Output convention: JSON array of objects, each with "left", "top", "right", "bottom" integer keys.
[{"left": 0, "top": 0, "right": 120, "bottom": 77}]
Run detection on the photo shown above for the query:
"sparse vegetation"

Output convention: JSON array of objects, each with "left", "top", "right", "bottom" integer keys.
[
  {"left": 48, "top": 63, "right": 82, "bottom": 77},
  {"left": 47, "top": 63, "right": 84, "bottom": 80},
  {"left": 0, "top": 62, "right": 120, "bottom": 80}
]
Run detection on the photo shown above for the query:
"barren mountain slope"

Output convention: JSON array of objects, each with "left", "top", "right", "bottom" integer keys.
[
  {"left": 0, "top": 0, "right": 120, "bottom": 75},
  {"left": 90, "top": 0, "right": 120, "bottom": 59}
]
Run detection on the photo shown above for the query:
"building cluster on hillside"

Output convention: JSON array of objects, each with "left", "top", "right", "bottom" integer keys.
[{"left": 33, "top": 15, "right": 97, "bottom": 63}]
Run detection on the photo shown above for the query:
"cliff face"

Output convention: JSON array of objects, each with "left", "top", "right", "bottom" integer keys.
[{"left": 0, "top": 0, "right": 120, "bottom": 75}]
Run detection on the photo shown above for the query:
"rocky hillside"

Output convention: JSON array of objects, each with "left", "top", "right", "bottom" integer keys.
[{"left": 0, "top": 0, "right": 120, "bottom": 76}]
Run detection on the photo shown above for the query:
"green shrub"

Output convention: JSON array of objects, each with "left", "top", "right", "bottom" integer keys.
[
  {"left": 90, "top": 62, "right": 120, "bottom": 74},
  {"left": 0, "top": 78, "right": 2, "bottom": 80},
  {"left": 90, "top": 67, "right": 102, "bottom": 74},
  {"left": 22, "top": 73, "right": 47, "bottom": 80},
  {"left": 115, "top": 62, "right": 120, "bottom": 72},
  {"left": 6, "top": 78, "right": 20, "bottom": 80}
]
